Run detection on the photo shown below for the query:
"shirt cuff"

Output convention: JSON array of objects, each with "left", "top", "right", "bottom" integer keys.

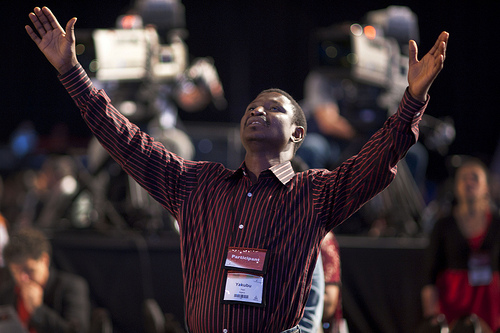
[
  {"left": 397, "top": 87, "right": 428, "bottom": 125},
  {"left": 58, "top": 63, "right": 94, "bottom": 101}
]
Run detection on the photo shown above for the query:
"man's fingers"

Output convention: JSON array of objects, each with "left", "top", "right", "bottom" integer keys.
[
  {"left": 440, "top": 32, "right": 449, "bottom": 61},
  {"left": 42, "top": 6, "right": 64, "bottom": 31},
  {"left": 65, "top": 17, "right": 77, "bottom": 40},
  {"left": 408, "top": 40, "right": 418, "bottom": 65},
  {"left": 25, "top": 25, "right": 41, "bottom": 45},
  {"left": 29, "top": 12, "right": 46, "bottom": 37},
  {"left": 33, "top": 7, "right": 53, "bottom": 34},
  {"left": 432, "top": 34, "right": 448, "bottom": 71},
  {"left": 430, "top": 31, "right": 449, "bottom": 58}
]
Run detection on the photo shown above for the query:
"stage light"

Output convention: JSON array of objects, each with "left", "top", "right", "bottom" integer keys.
[
  {"left": 350, "top": 24, "right": 363, "bottom": 37},
  {"left": 60, "top": 175, "right": 78, "bottom": 195},
  {"left": 75, "top": 43, "right": 85, "bottom": 56},
  {"left": 364, "top": 25, "right": 377, "bottom": 40}
]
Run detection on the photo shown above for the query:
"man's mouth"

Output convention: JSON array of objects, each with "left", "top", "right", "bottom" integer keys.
[{"left": 247, "top": 116, "right": 268, "bottom": 127}]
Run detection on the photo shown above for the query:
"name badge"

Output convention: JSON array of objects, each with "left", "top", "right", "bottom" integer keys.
[
  {"left": 222, "top": 247, "right": 268, "bottom": 306},
  {"left": 224, "top": 272, "right": 264, "bottom": 305},
  {"left": 224, "top": 247, "right": 268, "bottom": 273},
  {"left": 468, "top": 252, "right": 493, "bottom": 286}
]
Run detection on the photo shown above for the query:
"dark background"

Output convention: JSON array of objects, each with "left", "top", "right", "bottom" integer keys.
[{"left": 2, "top": 0, "right": 500, "bottom": 182}]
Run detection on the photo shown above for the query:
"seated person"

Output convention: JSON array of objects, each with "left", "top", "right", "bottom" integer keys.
[
  {"left": 421, "top": 157, "right": 500, "bottom": 332},
  {"left": 0, "top": 227, "right": 90, "bottom": 333}
]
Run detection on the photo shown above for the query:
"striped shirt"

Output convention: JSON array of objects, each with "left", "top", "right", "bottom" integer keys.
[{"left": 60, "top": 64, "right": 427, "bottom": 332}]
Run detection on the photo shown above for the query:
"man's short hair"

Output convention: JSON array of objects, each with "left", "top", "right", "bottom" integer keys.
[
  {"left": 259, "top": 88, "right": 307, "bottom": 154},
  {"left": 3, "top": 228, "right": 52, "bottom": 265}
]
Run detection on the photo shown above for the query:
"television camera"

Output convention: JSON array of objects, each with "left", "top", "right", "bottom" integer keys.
[
  {"left": 67, "top": 0, "right": 227, "bottom": 231},
  {"left": 310, "top": 5, "right": 454, "bottom": 151}
]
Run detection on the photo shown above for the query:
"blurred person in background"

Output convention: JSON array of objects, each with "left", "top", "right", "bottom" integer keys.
[
  {"left": 421, "top": 157, "right": 500, "bottom": 332},
  {"left": 0, "top": 176, "right": 11, "bottom": 285},
  {"left": 0, "top": 227, "right": 90, "bottom": 333},
  {"left": 320, "top": 232, "right": 344, "bottom": 333}
]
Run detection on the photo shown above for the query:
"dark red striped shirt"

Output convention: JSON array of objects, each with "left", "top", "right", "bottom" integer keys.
[{"left": 60, "top": 64, "right": 427, "bottom": 332}]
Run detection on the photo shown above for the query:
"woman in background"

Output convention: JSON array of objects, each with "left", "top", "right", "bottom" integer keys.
[{"left": 421, "top": 157, "right": 500, "bottom": 332}]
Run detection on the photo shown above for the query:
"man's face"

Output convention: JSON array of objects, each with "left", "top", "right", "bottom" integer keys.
[
  {"left": 240, "top": 92, "right": 299, "bottom": 153},
  {"left": 8, "top": 253, "right": 50, "bottom": 287}
]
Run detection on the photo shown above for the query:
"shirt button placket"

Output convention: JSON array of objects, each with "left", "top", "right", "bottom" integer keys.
[{"left": 239, "top": 192, "right": 252, "bottom": 232}]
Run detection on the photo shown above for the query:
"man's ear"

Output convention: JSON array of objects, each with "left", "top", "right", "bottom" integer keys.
[{"left": 291, "top": 126, "right": 305, "bottom": 143}]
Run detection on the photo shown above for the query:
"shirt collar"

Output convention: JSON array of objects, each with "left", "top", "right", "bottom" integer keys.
[
  {"left": 269, "top": 161, "right": 295, "bottom": 185},
  {"left": 230, "top": 161, "right": 295, "bottom": 185}
]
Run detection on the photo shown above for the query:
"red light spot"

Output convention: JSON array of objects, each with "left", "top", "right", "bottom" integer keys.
[
  {"left": 120, "top": 15, "right": 137, "bottom": 29},
  {"left": 364, "top": 25, "right": 377, "bottom": 40}
]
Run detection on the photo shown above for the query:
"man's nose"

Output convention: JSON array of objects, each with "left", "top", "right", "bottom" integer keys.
[{"left": 251, "top": 106, "right": 266, "bottom": 116}]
